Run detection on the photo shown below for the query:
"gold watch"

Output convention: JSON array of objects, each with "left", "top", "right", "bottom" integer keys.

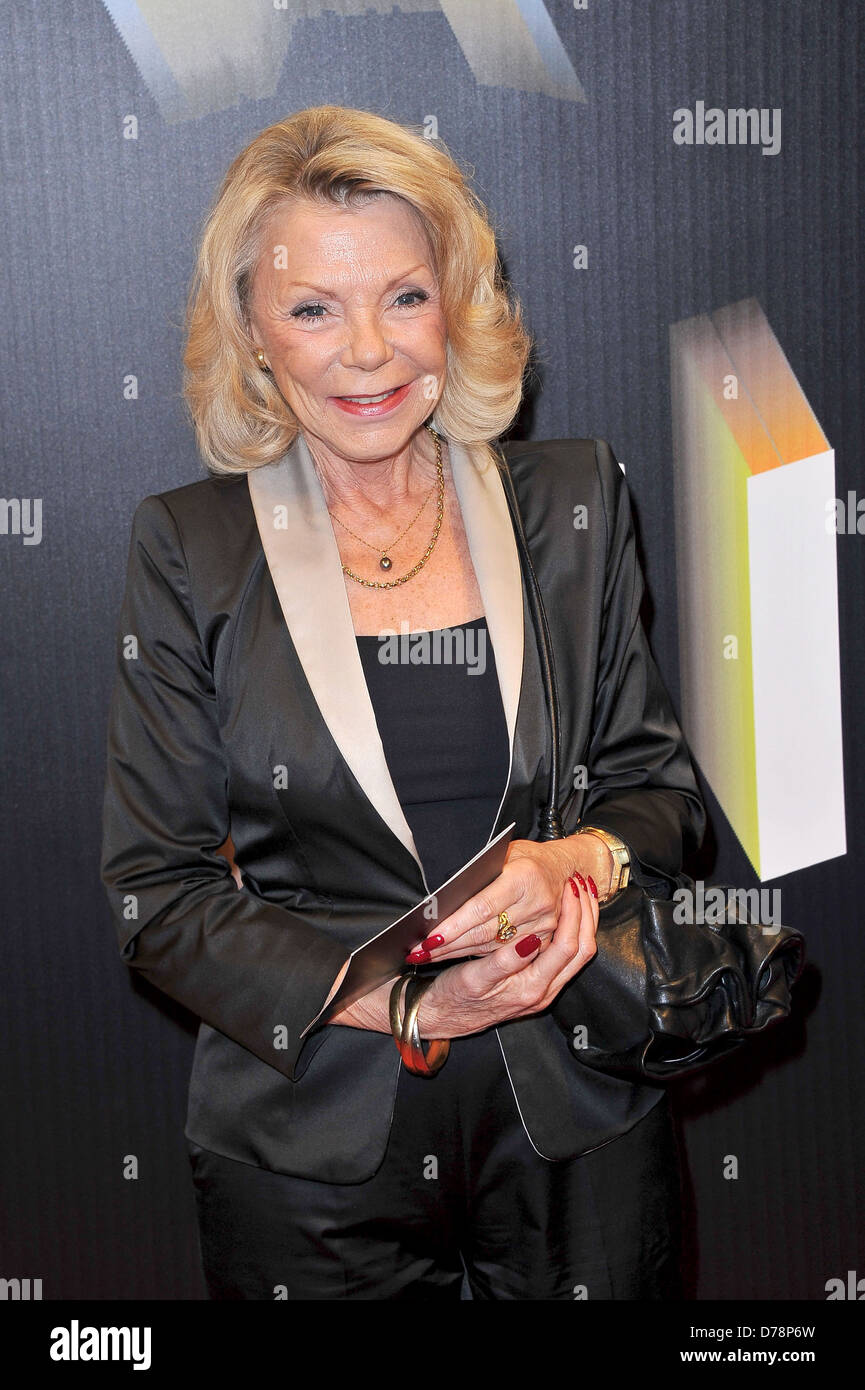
[{"left": 576, "top": 825, "right": 631, "bottom": 902}]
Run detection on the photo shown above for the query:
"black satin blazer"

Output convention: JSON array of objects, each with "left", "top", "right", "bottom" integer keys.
[{"left": 100, "top": 432, "right": 705, "bottom": 1182}]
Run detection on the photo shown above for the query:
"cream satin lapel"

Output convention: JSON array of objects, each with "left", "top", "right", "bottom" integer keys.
[
  {"left": 247, "top": 431, "right": 426, "bottom": 881},
  {"left": 446, "top": 440, "right": 524, "bottom": 768}
]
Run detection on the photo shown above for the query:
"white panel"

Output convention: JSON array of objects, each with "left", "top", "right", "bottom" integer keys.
[{"left": 747, "top": 452, "right": 846, "bottom": 880}]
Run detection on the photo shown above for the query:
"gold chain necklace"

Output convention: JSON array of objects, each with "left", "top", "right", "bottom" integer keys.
[
  {"left": 332, "top": 424, "right": 445, "bottom": 591},
  {"left": 330, "top": 473, "right": 435, "bottom": 569}
]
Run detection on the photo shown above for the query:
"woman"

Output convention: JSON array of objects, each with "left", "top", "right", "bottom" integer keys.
[{"left": 101, "top": 105, "right": 705, "bottom": 1300}]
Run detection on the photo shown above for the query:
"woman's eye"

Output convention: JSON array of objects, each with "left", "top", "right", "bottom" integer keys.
[
  {"left": 290, "top": 303, "right": 327, "bottom": 322},
  {"left": 395, "top": 290, "right": 429, "bottom": 308}
]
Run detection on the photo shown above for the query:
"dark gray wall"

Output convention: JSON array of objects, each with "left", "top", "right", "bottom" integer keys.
[{"left": 0, "top": 0, "right": 861, "bottom": 1299}]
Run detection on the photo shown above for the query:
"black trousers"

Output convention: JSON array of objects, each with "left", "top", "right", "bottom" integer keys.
[{"left": 187, "top": 1027, "right": 683, "bottom": 1300}]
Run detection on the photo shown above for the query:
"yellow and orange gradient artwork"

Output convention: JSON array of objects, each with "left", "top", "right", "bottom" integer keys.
[{"left": 670, "top": 297, "right": 845, "bottom": 881}]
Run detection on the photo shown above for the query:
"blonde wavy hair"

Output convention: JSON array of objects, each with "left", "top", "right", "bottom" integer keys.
[{"left": 182, "top": 105, "right": 532, "bottom": 475}]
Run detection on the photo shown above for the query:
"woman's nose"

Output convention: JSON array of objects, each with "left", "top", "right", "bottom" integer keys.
[{"left": 340, "top": 312, "right": 394, "bottom": 370}]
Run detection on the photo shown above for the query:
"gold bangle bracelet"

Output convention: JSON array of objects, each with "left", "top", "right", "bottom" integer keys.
[
  {"left": 403, "top": 976, "right": 450, "bottom": 1075},
  {"left": 389, "top": 972, "right": 450, "bottom": 1076}
]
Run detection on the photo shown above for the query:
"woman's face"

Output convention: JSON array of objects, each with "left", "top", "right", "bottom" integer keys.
[{"left": 247, "top": 193, "right": 447, "bottom": 469}]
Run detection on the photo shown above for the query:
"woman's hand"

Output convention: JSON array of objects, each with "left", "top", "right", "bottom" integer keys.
[
  {"left": 330, "top": 867, "right": 599, "bottom": 1038},
  {"left": 416, "top": 871, "right": 598, "bottom": 1038},
  {"left": 404, "top": 834, "right": 611, "bottom": 963}
]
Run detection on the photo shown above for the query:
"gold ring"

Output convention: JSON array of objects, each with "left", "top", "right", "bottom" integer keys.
[{"left": 495, "top": 910, "right": 517, "bottom": 943}]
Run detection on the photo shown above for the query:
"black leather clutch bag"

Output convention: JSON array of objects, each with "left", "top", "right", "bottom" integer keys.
[{"left": 549, "top": 876, "right": 804, "bottom": 1081}]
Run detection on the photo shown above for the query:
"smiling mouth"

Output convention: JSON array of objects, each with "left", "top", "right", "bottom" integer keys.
[{"left": 337, "top": 386, "right": 405, "bottom": 403}]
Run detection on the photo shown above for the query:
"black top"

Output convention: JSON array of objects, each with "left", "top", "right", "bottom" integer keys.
[{"left": 355, "top": 617, "right": 510, "bottom": 892}]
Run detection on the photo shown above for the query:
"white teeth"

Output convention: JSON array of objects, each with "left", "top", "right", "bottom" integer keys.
[{"left": 341, "top": 389, "right": 398, "bottom": 404}]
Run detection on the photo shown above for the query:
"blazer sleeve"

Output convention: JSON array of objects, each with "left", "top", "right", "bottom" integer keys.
[
  {"left": 100, "top": 494, "right": 350, "bottom": 1081},
  {"left": 577, "top": 438, "right": 706, "bottom": 889}
]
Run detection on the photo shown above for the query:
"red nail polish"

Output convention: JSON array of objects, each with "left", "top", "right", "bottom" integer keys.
[
  {"left": 515, "top": 934, "right": 541, "bottom": 957},
  {"left": 568, "top": 876, "right": 580, "bottom": 898},
  {"left": 420, "top": 934, "right": 444, "bottom": 949},
  {"left": 586, "top": 876, "right": 598, "bottom": 899},
  {"left": 572, "top": 872, "right": 587, "bottom": 892},
  {"left": 405, "top": 949, "right": 431, "bottom": 963}
]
